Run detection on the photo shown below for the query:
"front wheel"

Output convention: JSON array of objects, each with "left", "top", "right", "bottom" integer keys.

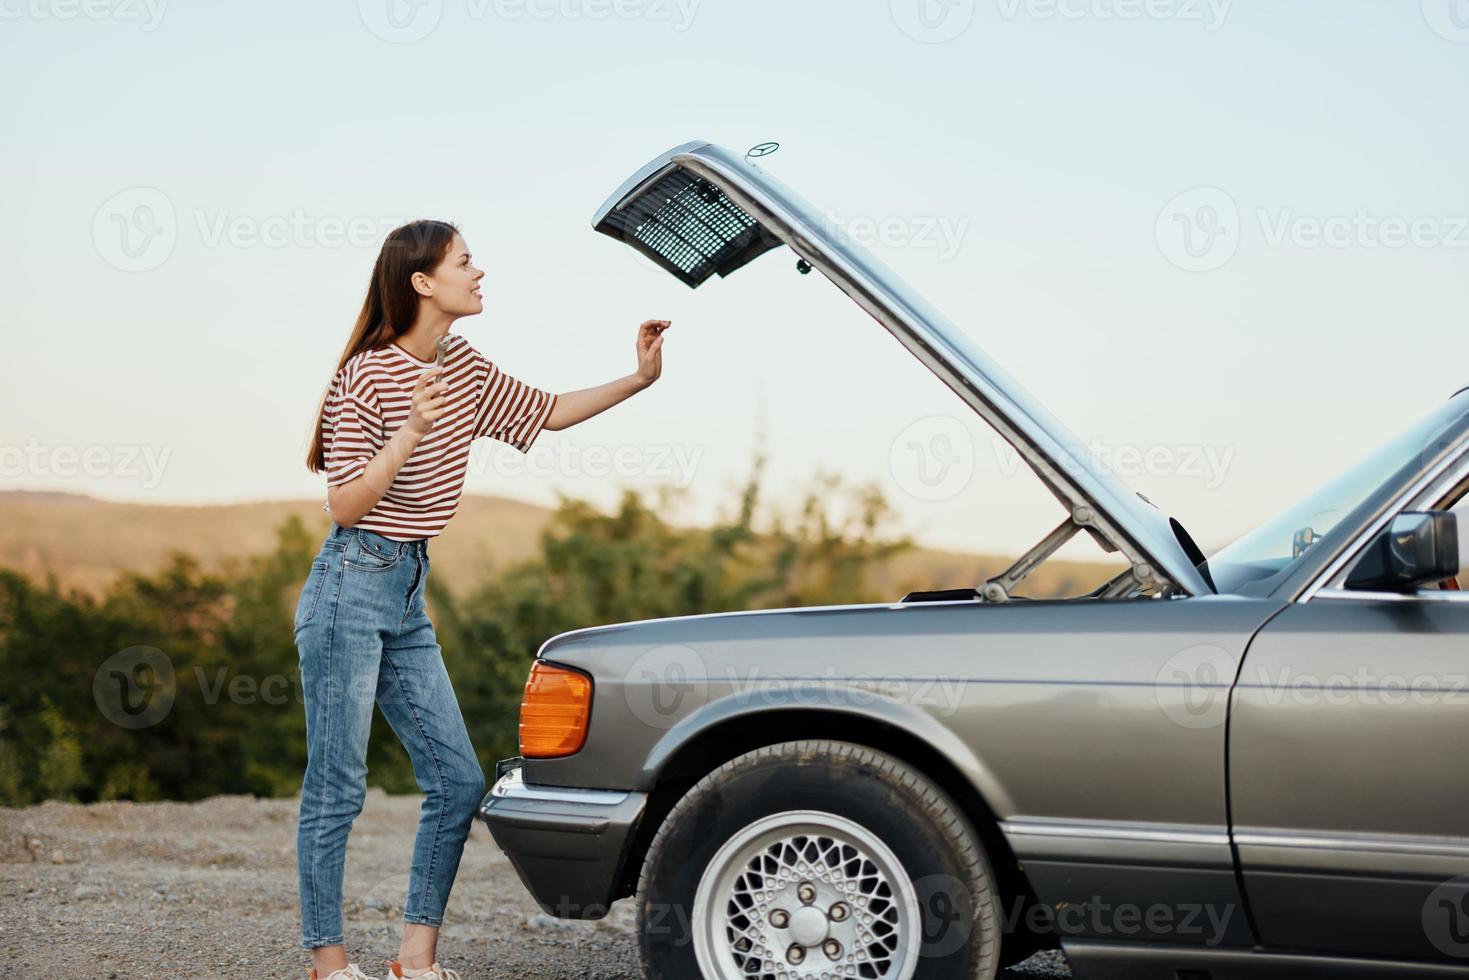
[{"left": 637, "top": 740, "right": 1001, "bottom": 980}]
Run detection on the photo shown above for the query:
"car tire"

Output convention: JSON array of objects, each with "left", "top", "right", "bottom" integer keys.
[{"left": 636, "top": 740, "right": 1001, "bottom": 980}]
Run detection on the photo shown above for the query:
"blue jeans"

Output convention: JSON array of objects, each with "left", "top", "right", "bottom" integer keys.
[{"left": 293, "top": 524, "right": 485, "bottom": 949}]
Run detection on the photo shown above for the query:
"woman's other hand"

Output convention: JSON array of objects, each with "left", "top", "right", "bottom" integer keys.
[
  {"left": 635, "top": 319, "right": 670, "bottom": 387},
  {"left": 407, "top": 367, "right": 450, "bottom": 435}
]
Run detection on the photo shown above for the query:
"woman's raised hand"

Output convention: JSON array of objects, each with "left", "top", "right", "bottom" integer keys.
[
  {"left": 635, "top": 319, "right": 671, "bottom": 386},
  {"left": 407, "top": 367, "right": 450, "bottom": 435}
]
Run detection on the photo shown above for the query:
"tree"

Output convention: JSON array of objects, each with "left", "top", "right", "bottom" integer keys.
[{"left": 0, "top": 464, "right": 908, "bottom": 803}]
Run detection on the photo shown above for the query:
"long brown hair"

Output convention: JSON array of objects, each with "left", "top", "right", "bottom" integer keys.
[{"left": 306, "top": 219, "right": 459, "bottom": 472}]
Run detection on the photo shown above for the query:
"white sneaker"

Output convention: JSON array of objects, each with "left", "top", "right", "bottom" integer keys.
[
  {"left": 388, "top": 963, "right": 461, "bottom": 980},
  {"left": 309, "top": 966, "right": 381, "bottom": 980}
]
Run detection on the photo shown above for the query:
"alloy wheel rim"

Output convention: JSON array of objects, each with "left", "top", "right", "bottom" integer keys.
[{"left": 691, "top": 809, "right": 922, "bottom": 980}]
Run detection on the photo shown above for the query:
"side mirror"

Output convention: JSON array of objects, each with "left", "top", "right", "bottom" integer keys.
[{"left": 1345, "top": 511, "right": 1459, "bottom": 593}]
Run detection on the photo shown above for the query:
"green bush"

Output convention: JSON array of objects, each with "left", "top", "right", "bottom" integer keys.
[{"left": 0, "top": 466, "right": 907, "bottom": 805}]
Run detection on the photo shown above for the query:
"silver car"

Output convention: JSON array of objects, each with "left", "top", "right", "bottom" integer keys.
[{"left": 479, "top": 141, "right": 1469, "bottom": 980}]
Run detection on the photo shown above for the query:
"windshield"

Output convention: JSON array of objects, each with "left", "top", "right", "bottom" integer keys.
[{"left": 1205, "top": 393, "right": 1469, "bottom": 595}]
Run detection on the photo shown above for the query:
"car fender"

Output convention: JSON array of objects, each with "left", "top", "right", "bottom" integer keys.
[{"left": 639, "top": 682, "right": 1018, "bottom": 817}]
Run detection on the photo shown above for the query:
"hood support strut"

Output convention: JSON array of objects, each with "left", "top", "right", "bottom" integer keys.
[
  {"left": 982, "top": 508, "right": 1154, "bottom": 601},
  {"left": 982, "top": 517, "right": 1081, "bottom": 602}
]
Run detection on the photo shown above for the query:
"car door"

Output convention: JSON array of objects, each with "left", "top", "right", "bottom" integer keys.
[{"left": 1229, "top": 467, "right": 1469, "bottom": 962}]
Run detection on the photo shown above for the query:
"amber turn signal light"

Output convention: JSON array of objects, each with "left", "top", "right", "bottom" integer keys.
[{"left": 519, "top": 661, "right": 592, "bottom": 758}]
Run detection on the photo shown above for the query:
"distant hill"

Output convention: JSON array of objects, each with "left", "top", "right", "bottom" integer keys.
[
  {"left": 0, "top": 491, "right": 552, "bottom": 596},
  {"left": 0, "top": 491, "right": 1118, "bottom": 600}
]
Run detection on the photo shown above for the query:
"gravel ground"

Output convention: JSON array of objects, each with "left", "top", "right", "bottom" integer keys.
[{"left": 0, "top": 791, "right": 1069, "bottom": 979}]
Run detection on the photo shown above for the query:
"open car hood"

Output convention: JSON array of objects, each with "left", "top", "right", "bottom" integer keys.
[{"left": 592, "top": 141, "right": 1212, "bottom": 598}]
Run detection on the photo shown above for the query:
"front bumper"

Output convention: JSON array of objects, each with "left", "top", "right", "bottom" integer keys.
[{"left": 477, "top": 758, "right": 648, "bottom": 920}]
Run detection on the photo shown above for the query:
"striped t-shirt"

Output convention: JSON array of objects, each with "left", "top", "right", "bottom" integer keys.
[{"left": 320, "top": 334, "right": 557, "bottom": 540}]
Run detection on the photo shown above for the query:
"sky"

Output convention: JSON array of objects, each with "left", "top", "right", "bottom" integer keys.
[{"left": 2, "top": 0, "right": 1466, "bottom": 561}]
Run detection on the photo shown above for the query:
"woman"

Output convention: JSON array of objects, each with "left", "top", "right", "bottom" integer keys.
[{"left": 295, "top": 219, "right": 668, "bottom": 980}]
